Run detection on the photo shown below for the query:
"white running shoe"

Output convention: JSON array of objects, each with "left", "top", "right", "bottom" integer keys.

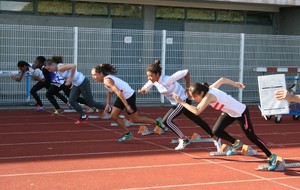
[
  {"left": 175, "top": 138, "right": 190, "bottom": 150},
  {"left": 213, "top": 138, "right": 222, "bottom": 152}
]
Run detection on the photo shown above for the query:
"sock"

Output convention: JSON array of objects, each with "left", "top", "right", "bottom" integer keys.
[{"left": 108, "top": 106, "right": 112, "bottom": 113}]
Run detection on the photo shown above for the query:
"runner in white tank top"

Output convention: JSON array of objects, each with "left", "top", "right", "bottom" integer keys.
[
  {"left": 139, "top": 60, "right": 220, "bottom": 151},
  {"left": 174, "top": 77, "right": 278, "bottom": 171},
  {"left": 91, "top": 63, "right": 163, "bottom": 143},
  {"left": 208, "top": 88, "right": 246, "bottom": 118},
  {"left": 44, "top": 57, "right": 86, "bottom": 115},
  {"left": 12, "top": 60, "right": 47, "bottom": 111},
  {"left": 45, "top": 60, "right": 106, "bottom": 124},
  {"left": 103, "top": 74, "right": 134, "bottom": 99}
]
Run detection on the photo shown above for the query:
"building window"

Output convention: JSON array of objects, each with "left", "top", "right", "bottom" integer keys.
[
  {"left": 110, "top": 4, "right": 142, "bottom": 18},
  {"left": 38, "top": 0, "right": 72, "bottom": 16},
  {"left": 187, "top": 8, "right": 215, "bottom": 21},
  {"left": 156, "top": 7, "right": 185, "bottom": 20},
  {"left": 246, "top": 12, "right": 273, "bottom": 25},
  {"left": 217, "top": 10, "right": 245, "bottom": 23},
  {"left": 0, "top": 0, "right": 34, "bottom": 12},
  {"left": 75, "top": 2, "right": 108, "bottom": 16}
]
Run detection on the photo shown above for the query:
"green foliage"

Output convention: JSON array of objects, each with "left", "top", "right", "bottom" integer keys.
[
  {"left": 38, "top": 2, "right": 72, "bottom": 15},
  {"left": 187, "top": 9, "right": 215, "bottom": 21},
  {"left": 75, "top": 2, "right": 108, "bottom": 16},
  {"left": 156, "top": 7, "right": 185, "bottom": 20},
  {"left": 22, "top": 2, "right": 34, "bottom": 12},
  {"left": 217, "top": 10, "right": 245, "bottom": 23},
  {"left": 111, "top": 4, "right": 142, "bottom": 18}
]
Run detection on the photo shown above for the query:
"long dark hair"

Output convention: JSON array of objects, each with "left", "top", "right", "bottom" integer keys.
[
  {"left": 34, "top": 56, "right": 46, "bottom": 69},
  {"left": 93, "top": 63, "right": 117, "bottom": 76},
  {"left": 147, "top": 60, "right": 162, "bottom": 75},
  {"left": 189, "top": 82, "right": 210, "bottom": 97},
  {"left": 36, "top": 56, "right": 46, "bottom": 64},
  {"left": 17, "top": 61, "right": 30, "bottom": 67}
]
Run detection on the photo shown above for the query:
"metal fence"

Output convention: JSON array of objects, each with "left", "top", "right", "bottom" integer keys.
[{"left": 1, "top": 24, "right": 300, "bottom": 106}]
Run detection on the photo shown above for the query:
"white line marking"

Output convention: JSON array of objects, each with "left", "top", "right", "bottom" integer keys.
[
  {"left": 118, "top": 176, "right": 300, "bottom": 190},
  {"left": 0, "top": 161, "right": 228, "bottom": 177},
  {"left": 1, "top": 108, "right": 300, "bottom": 190}
]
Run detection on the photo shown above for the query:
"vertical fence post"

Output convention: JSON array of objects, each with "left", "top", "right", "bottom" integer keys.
[
  {"left": 239, "top": 33, "right": 245, "bottom": 102},
  {"left": 25, "top": 76, "right": 31, "bottom": 103},
  {"left": 161, "top": 30, "right": 167, "bottom": 104},
  {"left": 73, "top": 27, "right": 78, "bottom": 65}
]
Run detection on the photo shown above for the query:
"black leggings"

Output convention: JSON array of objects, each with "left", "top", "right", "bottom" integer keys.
[
  {"left": 31, "top": 81, "right": 68, "bottom": 108},
  {"left": 212, "top": 107, "right": 272, "bottom": 157},
  {"left": 30, "top": 81, "right": 47, "bottom": 106},
  {"left": 162, "top": 99, "right": 213, "bottom": 138},
  {"left": 46, "top": 83, "right": 86, "bottom": 109}
]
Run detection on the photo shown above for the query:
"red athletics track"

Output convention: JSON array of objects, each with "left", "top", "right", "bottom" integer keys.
[{"left": 0, "top": 105, "right": 299, "bottom": 190}]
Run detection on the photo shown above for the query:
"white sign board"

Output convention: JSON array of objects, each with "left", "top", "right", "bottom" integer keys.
[
  {"left": 166, "top": 38, "right": 173, "bottom": 44},
  {"left": 257, "top": 74, "right": 289, "bottom": 116},
  {"left": 124, "top": 36, "right": 132, "bottom": 44}
]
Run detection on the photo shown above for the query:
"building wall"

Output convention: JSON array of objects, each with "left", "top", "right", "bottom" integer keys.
[
  {"left": 279, "top": 7, "right": 300, "bottom": 35},
  {"left": 185, "top": 22, "right": 274, "bottom": 34},
  {"left": 1, "top": 4, "right": 299, "bottom": 44},
  {"left": 0, "top": 14, "right": 111, "bottom": 28},
  {"left": 0, "top": 5, "right": 279, "bottom": 35}
]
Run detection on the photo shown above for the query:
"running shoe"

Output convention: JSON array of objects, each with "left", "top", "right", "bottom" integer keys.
[
  {"left": 213, "top": 138, "right": 222, "bottom": 152},
  {"left": 268, "top": 153, "right": 278, "bottom": 171},
  {"left": 156, "top": 117, "right": 166, "bottom": 131},
  {"left": 118, "top": 132, "right": 133, "bottom": 142},
  {"left": 66, "top": 102, "right": 72, "bottom": 109},
  {"left": 175, "top": 138, "right": 190, "bottom": 150},
  {"left": 52, "top": 109, "right": 61, "bottom": 115},
  {"left": 74, "top": 115, "right": 89, "bottom": 124},
  {"left": 226, "top": 139, "right": 243, "bottom": 156},
  {"left": 35, "top": 105, "right": 45, "bottom": 112}
]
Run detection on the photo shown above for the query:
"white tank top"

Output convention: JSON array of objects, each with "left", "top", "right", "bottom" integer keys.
[
  {"left": 57, "top": 64, "right": 85, "bottom": 86},
  {"left": 26, "top": 67, "right": 45, "bottom": 80},
  {"left": 209, "top": 88, "right": 246, "bottom": 118},
  {"left": 142, "top": 70, "right": 189, "bottom": 105},
  {"left": 104, "top": 75, "right": 134, "bottom": 99}
]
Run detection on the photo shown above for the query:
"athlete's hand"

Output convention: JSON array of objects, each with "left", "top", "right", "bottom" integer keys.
[
  {"left": 173, "top": 93, "right": 183, "bottom": 103},
  {"left": 235, "top": 82, "right": 245, "bottom": 89},
  {"left": 11, "top": 74, "right": 18, "bottom": 81},
  {"left": 65, "top": 78, "right": 72, "bottom": 86},
  {"left": 31, "top": 75, "right": 40, "bottom": 81},
  {"left": 125, "top": 104, "right": 134, "bottom": 114},
  {"left": 138, "top": 89, "right": 146, "bottom": 94}
]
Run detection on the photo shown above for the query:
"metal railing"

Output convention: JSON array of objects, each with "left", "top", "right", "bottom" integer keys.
[{"left": 1, "top": 24, "right": 300, "bottom": 105}]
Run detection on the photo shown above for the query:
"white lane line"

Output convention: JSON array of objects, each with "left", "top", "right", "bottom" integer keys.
[
  {"left": 119, "top": 176, "right": 300, "bottom": 190},
  {"left": 0, "top": 161, "right": 230, "bottom": 177}
]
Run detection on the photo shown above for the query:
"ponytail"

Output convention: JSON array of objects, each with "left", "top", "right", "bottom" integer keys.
[
  {"left": 189, "top": 82, "right": 209, "bottom": 97},
  {"left": 147, "top": 59, "right": 162, "bottom": 75},
  {"left": 93, "top": 63, "right": 117, "bottom": 76}
]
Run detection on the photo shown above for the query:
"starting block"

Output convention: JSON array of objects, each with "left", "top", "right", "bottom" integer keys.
[
  {"left": 64, "top": 109, "right": 76, "bottom": 113},
  {"left": 171, "top": 133, "right": 214, "bottom": 144},
  {"left": 110, "top": 116, "right": 150, "bottom": 127},
  {"left": 90, "top": 114, "right": 124, "bottom": 119},
  {"left": 138, "top": 125, "right": 167, "bottom": 135},
  {"left": 256, "top": 157, "right": 300, "bottom": 171},
  {"left": 89, "top": 113, "right": 110, "bottom": 119},
  {"left": 210, "top": 144, "right": 258, "bottom": 156}
]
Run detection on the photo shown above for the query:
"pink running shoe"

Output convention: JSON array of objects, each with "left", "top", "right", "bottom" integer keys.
[{"left": 75, "top": 115, "right": 89, "bottom": 124}]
